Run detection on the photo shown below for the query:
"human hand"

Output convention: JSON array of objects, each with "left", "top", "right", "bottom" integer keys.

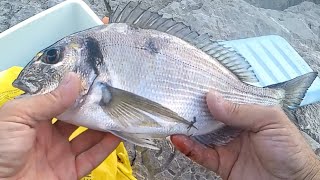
[
  {"left": 171, "top": 91, "right": 320, "bottom": 180},
  {"left": 0, "top": 73, "right": 120, "bottom": 180}
]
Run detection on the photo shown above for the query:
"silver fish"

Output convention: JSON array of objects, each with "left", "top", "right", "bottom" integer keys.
[{"left": 12, "top": 2, "right": 317, "bottom": 149}]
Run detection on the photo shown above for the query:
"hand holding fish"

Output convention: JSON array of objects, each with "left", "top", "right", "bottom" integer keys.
[
  {"left": 171, "top": 91, "right": 320, "bottom": 180},
  {"left": 0, "top": 73, "right": 120, "bottom": 179}
]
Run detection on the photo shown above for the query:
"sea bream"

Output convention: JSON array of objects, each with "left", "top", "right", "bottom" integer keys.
[{"left": 12, "top": 2, "right": 317, "bottom": 149}]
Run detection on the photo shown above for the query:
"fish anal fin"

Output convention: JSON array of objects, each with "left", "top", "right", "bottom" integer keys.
[
  {"left": 105, "top": 1, "right": 259, "bottom": 83},
  {"left": 192, "top": 126, "right": 241, "bottom": 147},
  {"left": 111, "top": 131, "right": 159, "bottom": 150}
]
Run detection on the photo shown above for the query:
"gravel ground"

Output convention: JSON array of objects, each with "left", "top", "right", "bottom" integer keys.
[{"left": 1, "top": 0, "right": 320, "bottom": 179}]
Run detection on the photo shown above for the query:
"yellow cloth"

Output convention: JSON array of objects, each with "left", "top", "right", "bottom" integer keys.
[
  {"left": 0, "top": 66, "right": 136, "bottom": 180},
  {"left": 0, "top": 66, "right": 24, "bottom": 106}
]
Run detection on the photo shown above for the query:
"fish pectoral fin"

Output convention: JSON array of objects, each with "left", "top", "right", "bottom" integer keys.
[
  {"left": 110, "top": 130, "right": 159, "bottom": 150},
  {"left": 99, "top": 83, "right": 192, "bottom": 128}
]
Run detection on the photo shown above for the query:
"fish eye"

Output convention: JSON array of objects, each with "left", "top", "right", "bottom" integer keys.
[{"left": 42, "top": 48, "right": 60, "bottom": 64}]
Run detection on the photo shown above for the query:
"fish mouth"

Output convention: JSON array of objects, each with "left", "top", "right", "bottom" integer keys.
[{"left": 12, "top": 79, "right": 32, "bottom": 93}]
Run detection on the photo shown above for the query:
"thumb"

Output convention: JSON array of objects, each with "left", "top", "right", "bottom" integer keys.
[
  {"left": 206, "top": 91, "right": 284, "bottom": 132},
  {"left": 14, "top": 72, "right": 81, "bottom": 122}
]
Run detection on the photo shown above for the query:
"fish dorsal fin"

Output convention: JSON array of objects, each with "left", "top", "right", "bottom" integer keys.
[{"left": 106, "top": 1, "right": 259, "bottom": 83}]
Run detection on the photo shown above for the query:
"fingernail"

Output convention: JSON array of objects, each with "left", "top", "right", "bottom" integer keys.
[
  {"left": 209, "top": 91, "right": 224, "bottom": 105},
  {"left": 215, "top": 92, "right": 224, "bottom": 105},
  {"left": 171, "top": 135, "right": 193, "bottom": 152}
]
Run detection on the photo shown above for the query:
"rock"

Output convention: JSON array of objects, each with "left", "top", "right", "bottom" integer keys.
[
  {"left": 9, "top": 3, "right": 43, "bottom": 28},
  {"left": 125, "top": 140, "right": 220, "bottom": 180},
  {"left": 244, "top": 0, "right": 320, "bottom": 10},
  {"left": 316, "top": 148, "right": 320, "bottom": 156},
  {"left": 46, "top": 0, "right": 66, "bottom": 8},
  {"left": 0, "top": 0, "right": 43, "bottom": 33},
  {"left": 0, "top": 1, "right": 15, "bottom": 32},
  {"left": 302, "top": 131, "right": 320, "bottom": 151},
  {"left": 297, "top": 104, "right": 320, "bottom": 143}
]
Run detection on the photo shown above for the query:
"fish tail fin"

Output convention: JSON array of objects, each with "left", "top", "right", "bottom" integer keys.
[
  {"left": 192, "top": 126, "right": 241, "bottom": 147},
  {"left": 267, "top": 72, "right": 318, "bottom": 125},
  {"left": 193, "top": 72, "right": 318, "bottom": 146}
]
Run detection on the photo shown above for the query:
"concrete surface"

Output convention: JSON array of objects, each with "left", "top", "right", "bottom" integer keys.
[
  {"left": 1, "top": 0, "right": 320, "bottom": 179},
  {"left": 244, "top": 0, "right": 320, "bottom": 10}
]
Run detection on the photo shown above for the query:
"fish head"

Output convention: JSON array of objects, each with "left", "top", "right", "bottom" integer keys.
[{"left": 13, "top": 35, "right": 101, "bottom": 95}]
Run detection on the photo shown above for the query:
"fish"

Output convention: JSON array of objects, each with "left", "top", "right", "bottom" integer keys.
[{"left": 12, "top": 1, "right": 317, "bottom": 150}]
